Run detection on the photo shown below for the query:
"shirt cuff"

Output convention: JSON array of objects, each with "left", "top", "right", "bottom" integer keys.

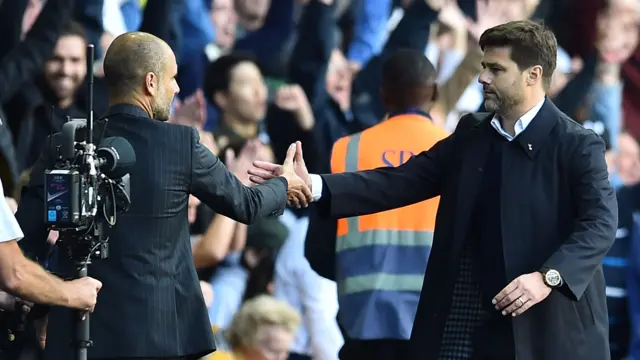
[{"left": 310, "top": 174, "right": 323, "bottom": 202}]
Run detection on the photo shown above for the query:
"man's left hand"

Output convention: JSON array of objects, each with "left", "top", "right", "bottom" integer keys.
[{"left": 493, "top": 272, "right": 552, "bottom": 317}]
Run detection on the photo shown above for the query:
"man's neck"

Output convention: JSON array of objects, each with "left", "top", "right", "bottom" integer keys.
[
  {"left": 58, "top": 97, "right": 74, "bottom": 110},
  {"left": 223, "top": 114, "right": 258, "bottom": 139},
  {"left": 108, "top": 94, "right": 153, "bottom": 118},
  {"left": 499, "top": 94, "right": 545, "bottom": 134}
]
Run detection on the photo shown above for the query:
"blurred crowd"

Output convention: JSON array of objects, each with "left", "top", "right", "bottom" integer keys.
[{"left": 2, "top": 0, "right": 640, "bottom": 359}]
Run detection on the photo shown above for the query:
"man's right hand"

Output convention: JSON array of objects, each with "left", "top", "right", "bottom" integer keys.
[
  {"left": 248, "top": 141, "right": 312, "bottom": 208},
  {"left": 64, "top": 277, "right": 102, "bottom": 311}
]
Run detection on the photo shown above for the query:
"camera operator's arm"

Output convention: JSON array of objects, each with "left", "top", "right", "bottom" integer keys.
[
  {"left": 0, "top": 180, "right": 80, "bottom": 307},
  {"left": 12, "top": 139, "right": 103, "bottom": 310},
  {"left": 189, "top": 129, "right": 288, "bottom": 225}
]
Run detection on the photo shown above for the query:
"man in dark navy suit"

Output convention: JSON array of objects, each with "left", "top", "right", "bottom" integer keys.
[
  {"left": 250, "top": 20, "right": 617, "bottom": 360},
  {"left": 15, "top": 32, "right": 310, "bottom": 360}
]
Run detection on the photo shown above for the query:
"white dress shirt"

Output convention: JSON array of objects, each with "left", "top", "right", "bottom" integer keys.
[
  {"left": 274, "top": 210, "right": 343, "bottom": 359},
  {"left": 489, "top": 98, "right": 545, "bottom": 141},
  {"left": 309, "top": 98, "right": 545, "bottom": 200},
  {"left": 0, "top": 180, "right": 23, "bottom": 243}
]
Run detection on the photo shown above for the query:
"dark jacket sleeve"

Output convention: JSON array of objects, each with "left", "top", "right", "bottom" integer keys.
[
  {"left": 0, "top": 0, "right": 28, "bottom": 59},
  {"left": 304, "top": 206, "right": 337, "bottom": 280},
  {"left": 188, "top": 128, "right": 287, "bottom": 224},
  {"left": 317, "top": 129, "right": 454, "bottom": 219},
  {"left": 139, "top": 0, "right": 184, "bottom": 61},
  {"left": 74, "top": 0, "right": 103, "bottom": 56},
  {"left": 544, "top": 131, "right": 618, "bottom": 300}
]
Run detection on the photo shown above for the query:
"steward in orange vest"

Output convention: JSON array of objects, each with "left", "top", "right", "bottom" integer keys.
[{"left": 327, "top": 49, "right": 450, "bottom": 346}]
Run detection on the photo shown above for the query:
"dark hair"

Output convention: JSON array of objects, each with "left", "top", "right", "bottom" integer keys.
[
  {"left": 241, "top": 251, "right": 275, "bottom": 303},
  {"left": 204, "top": 52, "right": 259, "bottom": 105},
  {"left": 103, "top": 32, "right": 166, "bottom": 98},
  {"left": 381, "top": 49, "right": 438, "bottom": 110},
  {"left": 60, "top": 21, "right": 88, "bottom": 41},
  {"left": 479, "top": 20, "right": 557, "bottom": 90}
]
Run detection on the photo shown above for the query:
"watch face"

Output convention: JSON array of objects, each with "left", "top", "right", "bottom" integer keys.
[{"left": 545, "top": 270, "right": 562, "bottom": 287}]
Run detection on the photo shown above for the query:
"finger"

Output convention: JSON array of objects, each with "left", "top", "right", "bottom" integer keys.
[
  {"left": 493, "top": 280, "right": 519, "bottom": 306},
  {"left": 253, "top": 160, "right": 281, "bottom": 172},
  {"left": 464, "top": 16, "right": 475, "bottom": 28},
  {"left": 501, "top": 296, "right": 527, "bottom": 316},
  {"left": 300, "top": 184, "right": 312, "bottom": 204},
  {"left": 295, "top": 141, "right": 305, "bottom": 164},
  {"left": 290, "top": 188, "right": 308, "bottom": 208},
  {"left": 283, "top": 143, "right": 296, "bottom": 166},
  {"left": 225, "top": 149, "right": 235, "bottom": 166},
  {"left": 495, "top": 288, "right": 522, "bottom": 310},
  {"left": 294, "top": 187, "right": 311, "bottom": 207},
  {"left": 287, "top": 191, "right": 301, "bottom": 208},
  {"left": 194, "top": 88, "right": 205, "bottom": 104},
  {"left": 247, "top": 168, "right": 276, "bottom": 179},
  {"left": 249, "top": 175, "right": 268, "bottom": 185},
  {"left": 511, "top": 299, "right": 533, "bottom": 317}
]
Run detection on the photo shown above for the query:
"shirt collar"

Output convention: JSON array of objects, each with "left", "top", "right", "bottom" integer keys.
[
  {"left": 490, "top": 97, "right": 545, "bottom": 141},
  {"left": 103, "top": 103, "right": 151, "bottom": 119},
  {"left": 387, "top": 107, "right": 432, "bottom": 120}
]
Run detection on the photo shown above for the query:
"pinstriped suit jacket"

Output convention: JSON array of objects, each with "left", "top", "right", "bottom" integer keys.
[{"left": 15, "top": 104, "right": 288, "bottom": 359}]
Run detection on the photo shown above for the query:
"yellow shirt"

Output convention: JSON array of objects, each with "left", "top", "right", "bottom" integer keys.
[
  {"left": 204, "top": 326, "right": 243, "bottom": 360},
  {"left": 206, "top": 350, "right": 243, "bottom": 360}
]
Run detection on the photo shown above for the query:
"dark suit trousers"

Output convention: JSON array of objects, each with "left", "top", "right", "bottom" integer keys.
[{"left": 338, "top": 339, "right": 409, "bottom": 360}]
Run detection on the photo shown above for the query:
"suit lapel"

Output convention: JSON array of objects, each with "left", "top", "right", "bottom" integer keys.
[
  {"left": 513, "top": 98, "right": 559, "bottom": 160},
  {"left": 452, "top": 114, "right": 494, "bottom": 246}
]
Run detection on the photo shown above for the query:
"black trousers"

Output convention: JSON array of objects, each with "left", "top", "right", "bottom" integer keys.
[{"left": 339, "top": 339, "right": 410, "bottom": 360}]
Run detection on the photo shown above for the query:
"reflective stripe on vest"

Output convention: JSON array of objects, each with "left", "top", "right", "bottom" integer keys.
[{"left": 333, "top": 119, "right": 443, "bottom": 340}]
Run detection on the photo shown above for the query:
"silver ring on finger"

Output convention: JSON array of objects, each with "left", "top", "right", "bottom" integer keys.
[{"left": 518, "top": 297, "right": 525, "bottom": 307}]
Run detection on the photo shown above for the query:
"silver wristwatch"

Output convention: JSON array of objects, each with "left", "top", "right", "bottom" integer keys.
[{"left": 541, "top": 268, "right": 563, "bottom": 288}]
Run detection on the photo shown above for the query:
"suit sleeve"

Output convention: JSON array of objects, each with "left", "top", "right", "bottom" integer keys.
[
  {"left": 189, "top": 128, "right": 288, "bottom": 225},
  {"left": 317, "top": 131, "right": 455, "bottom": 219},
  {"left": 543, "top": 132, "right": 618, "bottom": 300}
]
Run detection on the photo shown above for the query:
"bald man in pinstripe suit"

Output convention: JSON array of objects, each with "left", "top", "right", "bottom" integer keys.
[{"left": 15, "top": 32, "right": 309, "bottom": 360}]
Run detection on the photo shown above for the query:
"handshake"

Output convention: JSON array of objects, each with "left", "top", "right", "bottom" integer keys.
[{"left": 248, "top": 141, "right": 313, "bottom": 208}]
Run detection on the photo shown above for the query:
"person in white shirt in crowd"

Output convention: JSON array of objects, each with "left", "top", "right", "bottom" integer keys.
[{"left": 274, "top": 211, "right": 344, "bottom": 360}]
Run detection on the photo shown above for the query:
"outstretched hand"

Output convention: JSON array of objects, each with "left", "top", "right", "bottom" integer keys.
[{"left": 248, "top": 141, "right": 312, "bottom": 208}]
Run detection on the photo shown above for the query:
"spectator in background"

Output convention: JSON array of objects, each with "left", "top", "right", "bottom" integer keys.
[
  {"left": 8, "top": 21, "right": 88, "bottom": 172},
  {"left": 204, "top": 51, "right": 315, "bottom": 165},
  {"left": 205, "top": 52, "right": 269, "bottom": 145},
  {"left": 208, "top": 0, "right": 238, "bottom": 54},
  {"left": 614, "top": 132, "right": 640, "bottom": 187},
  {"left": 207, "top": 215, "right": 288, "bottom": 330},
  {"left": 236, "top": 0, "right": 271, "bottom": 32},
  {"left": 208, "top": 295, "right": 301, "bottom": 360}
]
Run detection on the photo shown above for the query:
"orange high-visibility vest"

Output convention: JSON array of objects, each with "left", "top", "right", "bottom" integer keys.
[{"left": 330, "top": 113, "right": 450, "bottom": 340}]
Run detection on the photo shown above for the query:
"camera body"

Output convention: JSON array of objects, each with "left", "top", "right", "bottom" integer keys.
[
  {"left": 44, "top": 168, "right": 84, "bottom": 229},
  {"left": 43, "top": 118, "right": 134, "bottom": 261}
]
